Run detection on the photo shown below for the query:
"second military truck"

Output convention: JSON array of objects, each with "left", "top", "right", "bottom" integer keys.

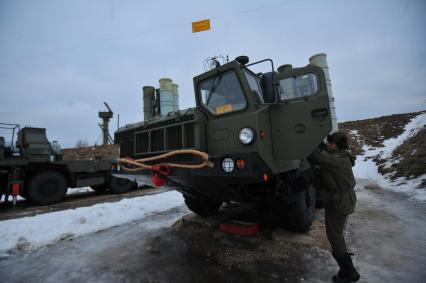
[{"left": 0, "top": 124, "right": 137, "bottom": 205}]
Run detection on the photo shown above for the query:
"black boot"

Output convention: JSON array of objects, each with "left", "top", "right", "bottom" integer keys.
[
  {"left": 332, "top": 253, "right": 345, "bottom": 279},
  {"left": 332, "top": 253, "right": 360, "bottom": 283}
]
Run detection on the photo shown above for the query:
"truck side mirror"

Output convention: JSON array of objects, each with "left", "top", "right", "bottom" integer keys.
[
  {"left": 260, "top": 72, "right": 280, "bottom": 103},
  {"left": 245, "top": 58, "right": 278, "bottom": 105}
]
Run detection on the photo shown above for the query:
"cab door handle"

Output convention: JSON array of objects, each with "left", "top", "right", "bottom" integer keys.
[{"left": 311, "top": 108, "right": 328, "bottom": 122}]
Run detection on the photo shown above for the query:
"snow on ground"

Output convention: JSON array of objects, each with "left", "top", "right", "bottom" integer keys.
[
  {"left": 2, "top": 186, "right": 102, "bottom": 202},
  {"left": 66, "top": 186, "right": 94, "bottom": 195},
  {"left": 354, "top": 113, "right": 426, "bottom": 201},
  {"left": 348, "top": 129, "right": 361, "bottom": 140},
  {"left": 0, "top": 190, "right": 185, "bottom": 255}
]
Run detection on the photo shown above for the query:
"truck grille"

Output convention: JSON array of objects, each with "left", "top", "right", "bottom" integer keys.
[
  {"left": 134, "top": 122, "right": 195, "bottom": 156},
  {"left": 184, "top": 123, "right": 195, "bottom": 148},
  {"left": 167, "top": 125, "right": 182, "bottom": 150},
  {"left": 150, "top": 129, "right": 164, "bottom": 152},
  {"left": 115, "top": 129, "right": 134, "bottom": 158},
  {"left": 115, "top": 113, "right": 198, "bottom": 160},
  {"left": 135, "top": 132, "right": 149, "bottom": 153}
]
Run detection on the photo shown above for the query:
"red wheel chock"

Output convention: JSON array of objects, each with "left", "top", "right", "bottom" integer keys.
[
  {"left": 219, "top": 220, "right": 260, "bottom": 236},
  {"left": 151, "top": 164, "right": 171, "bottom": 188}
]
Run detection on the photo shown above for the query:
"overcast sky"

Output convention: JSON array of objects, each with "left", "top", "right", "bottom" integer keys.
[{"left": 1, "top": 0, "right": 425, "bottom": 147}]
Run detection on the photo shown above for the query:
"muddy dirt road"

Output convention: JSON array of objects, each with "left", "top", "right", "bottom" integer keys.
[{"left": 0, "top": 180, "right": 425, "bottom": 283}]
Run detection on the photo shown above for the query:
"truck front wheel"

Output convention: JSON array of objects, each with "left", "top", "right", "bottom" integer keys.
[
  {"left": 184, "top": 195, "right": 222, "bottom": 216},
  {"left": 284, "top": 184, "right": 316, "bottom": 231},
  {"left": 274, "top": 160, "right": 317, "bottom": 232},
  {"left": 27, "top": 171, "right": 68, "bottom": 205}
]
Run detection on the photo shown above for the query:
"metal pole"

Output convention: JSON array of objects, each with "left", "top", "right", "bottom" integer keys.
[{"left": 103, "top": 118, "right": 109, "bottom": 145}]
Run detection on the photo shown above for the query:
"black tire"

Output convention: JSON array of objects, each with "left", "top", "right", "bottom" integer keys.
[
  {"left": 90, "top": 184, "right": 108, "bottom": 193},
  {"left": 184, "top": 195, "right": 222, "bottom": 216},
  {"left": 289, "top": 184, "right": 316, "bottom": 231},
  {"left": 275, "top": 185, "right": 316, "bottom": 232},
  {"left": 27, "top": 171, "right": 68, "bottom": 205},
  {"left": 109, "top": 175, "right": 137, "bottom": 194},
  {"left": 275, "top": 160, "right": 317, "bottom": 232}
]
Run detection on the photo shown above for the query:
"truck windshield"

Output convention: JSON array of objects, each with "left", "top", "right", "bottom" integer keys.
[
  {"left": 243, "top": 69, "right": 264, "bottom": 103},
  {"left": 199, "top": 71, "right": 246, "bottom": 115}
]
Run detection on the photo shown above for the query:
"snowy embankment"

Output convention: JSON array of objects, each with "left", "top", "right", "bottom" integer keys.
[
  {"left": 353, "top": 113, "right": 426, "bottom": 201},
  {"left": 0, "top": 191, "right": 186, "bottom": 255}
]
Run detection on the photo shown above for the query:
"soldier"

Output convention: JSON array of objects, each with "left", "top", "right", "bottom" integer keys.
[{"left": 295, "top": 131, "right": 360, "bottom": 282}]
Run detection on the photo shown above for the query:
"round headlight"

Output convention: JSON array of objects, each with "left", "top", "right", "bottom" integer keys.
[
  {"left": 222, "top": 158, "right": 235, "bottom": 173},
  {"left": 239, "top": 128, "right": 255, "bottom": 145}
]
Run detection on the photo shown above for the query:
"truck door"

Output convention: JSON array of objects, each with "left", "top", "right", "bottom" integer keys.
[{"left": 269, "top": 65, "right": 332, "bottom": 160}]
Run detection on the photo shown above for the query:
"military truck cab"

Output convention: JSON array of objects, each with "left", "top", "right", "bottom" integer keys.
[
  {"left": 194, "top": 56, "right": 331, "bottom": 172},
  {"left": 115, "top": 54, "right": 334, "bottom": 230}
]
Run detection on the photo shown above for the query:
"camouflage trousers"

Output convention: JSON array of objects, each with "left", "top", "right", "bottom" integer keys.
[{"left": 324, "top": 190, "right": 357, "bottom": 256}]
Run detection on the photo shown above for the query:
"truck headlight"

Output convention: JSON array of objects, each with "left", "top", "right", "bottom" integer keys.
[
  {"left": 222, "top": 158, "right": 235, "bottom": 173},
  {"left": 239, "top": 128, "right": 255, "bottom": 145}
]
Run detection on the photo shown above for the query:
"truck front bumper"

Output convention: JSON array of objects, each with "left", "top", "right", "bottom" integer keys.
[{"left": 112, "top": 152, "right": 274, "bottom": 201}]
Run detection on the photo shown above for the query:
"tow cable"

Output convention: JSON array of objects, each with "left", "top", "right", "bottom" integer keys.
[{"left": 117, "top": 149, "right": 214, "bottom": 187}]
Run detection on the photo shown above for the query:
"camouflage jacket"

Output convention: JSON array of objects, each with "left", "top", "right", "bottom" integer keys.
[{"left": 306, "top": 148, "right": 356, "bottom": 193}]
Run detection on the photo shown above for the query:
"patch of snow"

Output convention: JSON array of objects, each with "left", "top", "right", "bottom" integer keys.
[
  {"left": 349, "top": 129, "right": 360, "bottom": 138},
  {"left": 381, "top": 113, "right": 425, "bottom": 163},
  {"left": 0, "top": 191, "right": 186, "bottom": 254},
  {"left": 0, "top": 195, "right": 25, "bottom": 203},
  {"left": 354, "top": 113, "right": 426, "bottom": 202},
  {"left": 67, "top": 186, "right": 94, "bottom": 195},
  {"left": 0, "top": 187, "right": 92, "bottom": 203}
]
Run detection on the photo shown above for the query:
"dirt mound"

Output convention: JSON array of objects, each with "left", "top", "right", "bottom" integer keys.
[
  {"left": 339, "top": 111, "right": 422, "bottom": 155},
  {"left": 339, "top": 111, "right": 426, "bottom": 187},
  {"left": 61, "top": 144, "right": 118, "bottom": 161},
  {"left": 384, "top": 127, "right": 426, "bottom": 182}
]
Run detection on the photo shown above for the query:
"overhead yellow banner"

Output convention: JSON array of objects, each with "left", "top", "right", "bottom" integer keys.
[{"left": 192, "top": 19, "right": 210, "bottom": 33}]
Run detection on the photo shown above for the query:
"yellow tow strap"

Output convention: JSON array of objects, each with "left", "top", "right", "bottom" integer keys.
[{"left": 117, "top": 149, "right": 214, "bottom": 172}]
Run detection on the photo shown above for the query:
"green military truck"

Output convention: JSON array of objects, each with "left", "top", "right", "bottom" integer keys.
[
  {"left": 0, "top": 124, "right": 136, "bottom": 205},
  {"left": 114, "top": 53, "right": 335, "bottom": 231}
]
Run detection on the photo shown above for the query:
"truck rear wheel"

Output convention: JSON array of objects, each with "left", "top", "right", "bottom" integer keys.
[
  {"left": 109, "top": 175, "right": 137, "bottom": 194},
  {"left": 184, "top": 195, "right": 222, "bottom": 216},
  {"left": 27, "top": 171, "right": 68, "bottom": 205}
]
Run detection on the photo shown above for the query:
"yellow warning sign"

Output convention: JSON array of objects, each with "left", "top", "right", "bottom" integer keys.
[
  {"left": 216, "top": 104, "right": 233, "bottom": 114},
  {"left": 192, "top": 19, "right": 211, "bottom": 33}
]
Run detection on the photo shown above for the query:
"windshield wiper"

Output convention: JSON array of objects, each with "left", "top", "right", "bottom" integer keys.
[{"left": 205, "top": 75, "right": 222, "bottom": 105}]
